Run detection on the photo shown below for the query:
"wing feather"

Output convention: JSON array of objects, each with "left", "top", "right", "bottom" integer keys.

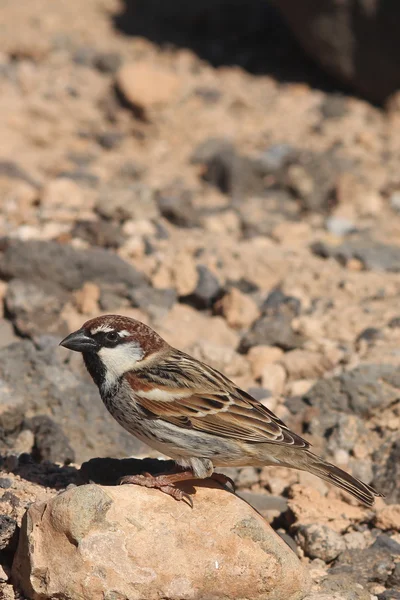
[{"left": 126, "top": 350, "right": 309, "bottom": 449}]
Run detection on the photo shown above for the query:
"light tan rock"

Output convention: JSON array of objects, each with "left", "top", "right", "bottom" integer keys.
[
  {"left": 287, "top": 485, "right": 369, "bottom": 534},
  {"left": 40, "top": 178, "right": 86, "bottom": 222},
  {"left": 216, "top": 288, "right": 259, "bottom": 329},
  {"left": 261, "top": 364, "right": 287, "bottom": 396},
  {"left": 73, "top": 282, "right": 100, "bottom": 315},
  {"left": 247, "top": 346, "right": 285, "bottom": 380},
  {"left": 13, "top": 483, "right": 311, "bottom": 600},
  {"left": 280, "top": 349, "right": 332, "bottom": 380},
  {"left": 157, "top": 303, "right": 238, "bottom": 350},
  {"left": 187, "top": 339, "right": 250, "bottom": 380},
  {"left": 374, "top": 503, "right": 400, "bottom": 531},
  {"left": 116, "top": 62, "right": 180, "bottom": 113}
]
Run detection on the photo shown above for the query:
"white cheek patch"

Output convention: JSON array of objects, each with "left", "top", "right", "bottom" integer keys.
[{"left": 98, "top": 342, "right": 144, "bottom": 390}]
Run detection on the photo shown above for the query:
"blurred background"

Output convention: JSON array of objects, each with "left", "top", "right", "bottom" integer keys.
[{"left": 0, "top": 2, "right": 400, "bottom": 598}]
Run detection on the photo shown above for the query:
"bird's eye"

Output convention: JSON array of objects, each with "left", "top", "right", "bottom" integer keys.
[{"left": 105, "top": 331, "right": 119, "bottom": 343}]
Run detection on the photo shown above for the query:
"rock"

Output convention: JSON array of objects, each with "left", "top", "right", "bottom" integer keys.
[
  {"left": 0, "top": 239, "right": 147, "bottom": 292},
  {"left": 96, "top": 130, "right": 125, "bottom": 150},
  {"left": 306, "top": 573, "right": 371, "bottom": 600},
  {"left": 157, "top": 185, "right": 201, "bottom": 228},
  {"left": 325, "top": 216, "right": 355, "bottom": 236},
  {"left": 277, "top": 0, "right": 400, "bottom": 103},
  {"left": 374, "top": 504, "right": 400, "bottom": 531},
  {"left": 96, "top": 183, "right": 159, "bottom": 222},
  {"left": 373, "top": 435, "right": 400, "bottom": 503},
  {"left": 28, "top": 415, "right": 75, "bottom": 465},
  {"left": 279, "top": 149, "right": 351, "bottom": 214},
  {"left": 116, "top": 62, "right": 180, "bottom": 116},
  {"left": 240, "top": 314, "right": 304, "bottom": 353},
  {"left": 296, "top": 524, "right": 345, "bottom": 562},
  {"left": 4, "top": 279, "right": 69, "bottom": 338},
  {"left": 40, "top": 178, "right": 85, "bottom": 222},
  {"left": 13, "top": 483, "right": 310, "bottom": 600},
  {"left": 280, "top": 350, "right": 332, "bottom": 380},
  {"left": 0, "top": 320, "right": 18, "bottom": 349},
  {"left": 72, "top": 219, "right": 124, "bottom": 249},
  {"left": 247, "top": 345, "right": 285, "bottom": 380},
  {"left": 304, "top": 364, "right": 400, "bottom": 418},
  {"left": 191, "top": 137, "right": 265, "bottom": 199},
  {"left": 128, "top": 284, "right": 177, "bottom": 319},
  {"left": 154, "top": 304, "right": 239, "bottom": 351},
  {"left": 311, "top": 238, "right": 400, "bottom": 272},
  {"left": 182, "top": 265, "right": 223, "bottom": 310},
  {"left": 0, "top": 515, "right": 17, "bottom": 551},
  {"left": 187, "top": 340, "right": 250, "bottom": 381},
  {"left": 73, "top": 282, "right": 100, "bottom": 315},
  {"left": 0, "top": 339, "right": 146, "bottom": 463},
  {"left": 216, "top": 288, "right": 260, "bottom": 329},
  {"left": 261, "top": 363, "right": 286, "bottom": 396},
  {"left": 93, "top": 51, "right": 122, "bottom": 74},
  {"left": 287, "top": 485, "right": 368, "bottom": 534},
  {"left": 330, "top": 546, "right": 396, "bottom": 586}
]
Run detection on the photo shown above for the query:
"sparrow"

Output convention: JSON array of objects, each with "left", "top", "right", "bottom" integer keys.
[{"left": 60, "top": 314, "right": 381, "bottom": 507}]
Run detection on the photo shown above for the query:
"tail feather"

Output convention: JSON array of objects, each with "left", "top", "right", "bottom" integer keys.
[{"left": 306, "top": 453, "right": 382, "bottom": 507}]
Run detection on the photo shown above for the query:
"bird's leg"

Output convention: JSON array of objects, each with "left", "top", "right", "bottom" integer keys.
[{"left": 119, "top": 470, "right": 195, "bottom": 506}]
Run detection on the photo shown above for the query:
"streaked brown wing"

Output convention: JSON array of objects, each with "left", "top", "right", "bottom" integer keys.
[{"left": 127, "top": 361, "right": 310, "bottom": 449}]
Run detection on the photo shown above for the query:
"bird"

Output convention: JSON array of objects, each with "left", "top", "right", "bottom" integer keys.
[{"left": 60, "top": 314, "right": 381, "bottom": 507}]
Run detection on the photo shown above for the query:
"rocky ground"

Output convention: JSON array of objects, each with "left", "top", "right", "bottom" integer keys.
[{"left": 0, "top": 1, "right": 400, "bottom": 599}]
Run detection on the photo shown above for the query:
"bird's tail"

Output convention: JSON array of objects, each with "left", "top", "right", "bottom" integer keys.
[{"left": 301, "top": 452, "right": 382, "bottom": 507}]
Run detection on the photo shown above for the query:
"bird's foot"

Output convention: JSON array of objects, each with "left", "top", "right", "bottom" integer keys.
[
  {"left": 210, "top": 472, "right": 236, "bottom": 492},
  {"left": 119, "top": 471, "right": 194, "bottom": 507}
]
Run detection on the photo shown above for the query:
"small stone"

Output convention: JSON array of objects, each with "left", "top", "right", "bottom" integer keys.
[
  {"left": 73, "top": 282, "right": 100, "bottom": 315},
  {"left": 93, "top": 52, "right": 122, "bottom": 74},
  {"left": 0, "top": 320, "right": 18, "bottom": 349},
  {"left": 247, "top": 345, "right": 285, "bottom": 379},
  {"left": 296, "top": 524, "right": 345, "bottom": 562},
  {"left": 28, "top": 415, "right": 75, "bottom": 465},
  {"left": 286, "top": 379, "right": 314, "bottom": 397},
  {"left": 96, "top": 130, "right": 124, "bottom": 150},
  {"left": 187, "top": 340, "right": 250, "bottom": 381},
  {"left": 170, "top": 254, "right": 198, "bottom": 296},
  {"left": 280, "top": 349, "right": 332, "bottom": 380},
  {"left": 157, "top": 304, "right": 238, "bottom": 350},
  {"left": 182, "top": 265, "right": 222, "bottom": 309},
  {"left": 40, "top": 178, "right": 85, "bottom": 222},
  {"left": 0, "top": 564, "right": 9, "bottom": 582},
  {"left": 0, "top": 477, "right": 12, "bottom": 489},
  {"left": 96, "top": 183, "right": 159, "bottom": 222},
  {"left": 216, "top": 288, "right": 259, "bottom": 329},
  {"left": 325, "top": 216, "right": 355, "bottom": 236},
  {"left": 0, "top": 515, "right": 17, "bottom": 551},
  {"left": 128, "top": 285, "right": 176, "bottom": 320},
  {"left": 374, "top": 504, "right": 400, "bottom": 531},
  {"left": 157, "top": 186, "right": 200, "bottom": 228},
  {"left": 261, "top": 364, "right": 287, "bottom": 396},
  {"left": 240, "top": 314, "right": 304, "bottom": 353},
  {"left": 116, "top": 62, "right": 180, "bottom": 115},
  {"left": 13, "top": 429, "right": 34, "bottom": 455},
  {"left": 236, "top": 467, "right": 260, "bottom": 489}
]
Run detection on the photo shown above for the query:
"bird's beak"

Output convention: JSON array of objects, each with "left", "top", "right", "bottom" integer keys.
[{"left": 59, "top": 329, "right": 99, "bottom": 352}]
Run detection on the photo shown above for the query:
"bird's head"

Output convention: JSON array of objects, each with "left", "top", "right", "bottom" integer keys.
[{"left": 60, "top": 314, "right": 167, "bottom": 389}]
